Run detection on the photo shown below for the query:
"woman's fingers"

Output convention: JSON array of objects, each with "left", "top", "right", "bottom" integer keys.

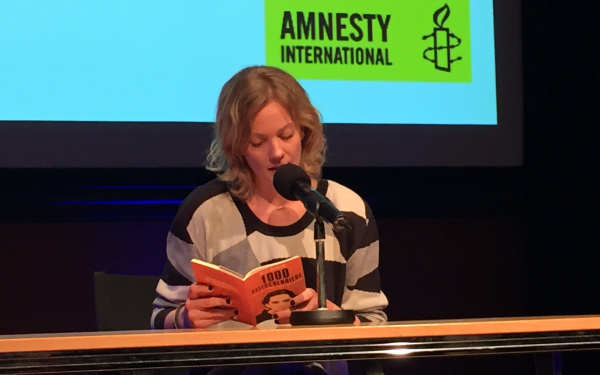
[
  {"left": 183, "top": 282, "right": 237, "bottom": 328},
  {"left": 187, "top": 295, "right": 232, "bottom": 310},
  {"left": 187, "top": 282, "right": 214, "bottom": 299},
  {"left": 290, "top": 288, "right": 318, "bottom": 311}
]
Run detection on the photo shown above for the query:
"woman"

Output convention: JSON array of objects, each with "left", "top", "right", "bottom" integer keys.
[{"left": 151, "top": 65, "right": 387, "bottom": 332}]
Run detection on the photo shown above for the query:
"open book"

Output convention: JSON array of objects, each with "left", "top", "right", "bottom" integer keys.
[{"left": 190, "top": 256, "right": 306, "bottom": 326}]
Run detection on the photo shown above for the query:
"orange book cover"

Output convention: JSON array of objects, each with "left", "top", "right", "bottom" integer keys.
[{"left": 190, "top": 256, "right": 306, "bottom": 326}]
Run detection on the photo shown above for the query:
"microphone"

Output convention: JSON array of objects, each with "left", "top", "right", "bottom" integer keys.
[{"left": 273, "top": 164, "right": 350, "bottom": 231}]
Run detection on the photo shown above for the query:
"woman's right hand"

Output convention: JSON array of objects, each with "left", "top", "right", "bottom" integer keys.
[{"left": 181, "top": 282, "right": 238, "bottom": 328}]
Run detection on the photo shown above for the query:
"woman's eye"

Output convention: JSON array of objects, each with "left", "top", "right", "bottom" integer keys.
[
  {"left": 280, "top": 133, "right": 293, "bottom": 140},
  {"left": 250, "top": 141, "right": 263, "bottom": 148}
]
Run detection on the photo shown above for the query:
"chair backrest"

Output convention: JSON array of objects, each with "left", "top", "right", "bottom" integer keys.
[{"left": 93, "top": 272, "right": 160, "bottom": 331}]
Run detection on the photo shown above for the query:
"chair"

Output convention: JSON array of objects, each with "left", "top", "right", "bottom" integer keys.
[
  {"left": 94, "top": 272, "right": 160, "bottom": 331},
  {"left": 94, "top": 272, "right": 187, "bottom": 375}
]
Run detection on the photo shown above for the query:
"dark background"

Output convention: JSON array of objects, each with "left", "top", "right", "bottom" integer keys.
[{"left": 0, "top": 1, "right": 598, "bottom": 373}]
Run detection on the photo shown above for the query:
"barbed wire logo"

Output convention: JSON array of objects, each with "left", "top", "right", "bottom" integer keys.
[{"left": 422, "top": 4, "right": 462, "bottom": 72}]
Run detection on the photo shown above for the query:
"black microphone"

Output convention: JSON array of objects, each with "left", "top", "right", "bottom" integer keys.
[{"left": 273, "top": 164, "right": 350, "bottom": 231}]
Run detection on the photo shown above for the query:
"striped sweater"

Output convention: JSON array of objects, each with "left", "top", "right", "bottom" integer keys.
[{"left": 151, "top": 179, "right": 388, "bottom": 328}]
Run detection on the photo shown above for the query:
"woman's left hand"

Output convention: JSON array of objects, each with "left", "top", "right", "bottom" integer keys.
[
  {"left": 272, "top": 288, "right": 360, "bottom": 325},
  {"left": 270, "top": 287, "right": 316, "bottom": 324}
]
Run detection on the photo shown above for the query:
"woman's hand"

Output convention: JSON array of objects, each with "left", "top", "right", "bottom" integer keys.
[
  {"left": 267, "top": 287, "right": 316, "bottom": 324},
  {"left": 271, "top": 288, "right": 360, "bottom": 326},
  {"left": 290, "top": 287, "right": 319, "bottom": 312},
  {"left": 178, "top": 283, "right": 237, "bottom": 329}
]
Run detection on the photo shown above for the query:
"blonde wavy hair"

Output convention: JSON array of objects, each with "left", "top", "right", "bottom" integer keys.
[{"left": 205, "top": 66, "right": 326, "bottom": 200}]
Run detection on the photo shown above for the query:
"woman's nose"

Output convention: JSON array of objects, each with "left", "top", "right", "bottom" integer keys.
[{"left": 268, "top": 139, "right": 284, "bottom": 160}]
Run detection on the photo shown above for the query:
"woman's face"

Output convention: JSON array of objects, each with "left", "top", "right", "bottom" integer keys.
[{"left": 244, "top": 101, "right": 302, "bottom": 194}]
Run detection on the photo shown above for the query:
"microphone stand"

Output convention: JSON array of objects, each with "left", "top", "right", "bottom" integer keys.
[{"left": 289, "top": 202, "right": 356, "bottom": 325}]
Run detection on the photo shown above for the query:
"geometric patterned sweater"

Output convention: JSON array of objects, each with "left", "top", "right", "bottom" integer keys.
[{"left": 151, "top": 179, "right": 388, "bottom": 328}]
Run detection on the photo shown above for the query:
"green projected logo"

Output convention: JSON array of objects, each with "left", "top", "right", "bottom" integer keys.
[
  {"left": 423, "top": 4, "right": 463, "bottom": 72},
  {"left": 264, "top": 0, "right": 471, "bottom": 82}
]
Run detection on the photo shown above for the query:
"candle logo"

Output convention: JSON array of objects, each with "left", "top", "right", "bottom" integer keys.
[{"left": 422, "top": 4, "right": 462, "bottom": 72}]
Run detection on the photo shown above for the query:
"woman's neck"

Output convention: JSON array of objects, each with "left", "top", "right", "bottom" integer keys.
[
  {"left": 247, "top": 184, "right": 307, "bottom": 226},
  {"left": 252, "top": 181, "right": 288, "bottom": 206}
]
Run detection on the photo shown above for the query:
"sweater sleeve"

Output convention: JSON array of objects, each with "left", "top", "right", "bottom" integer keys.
[
  {"left": 150, "top": 190, "right": 210, "bottom": 329},
  {"left": 150, "top": 230, "right": 199, "bottom": 329}
]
